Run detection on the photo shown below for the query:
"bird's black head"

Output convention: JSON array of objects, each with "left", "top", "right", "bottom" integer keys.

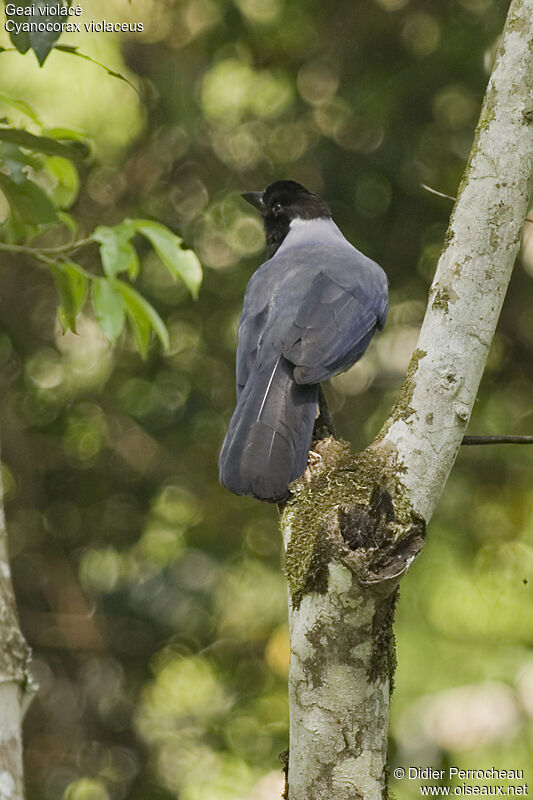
[{"left": 242, "top": 180, "right": 331, "bottom": 257}]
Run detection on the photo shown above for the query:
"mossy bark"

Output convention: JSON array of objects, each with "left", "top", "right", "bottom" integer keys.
[{"left": 282, "top": 437, "right": 423, "bottom": 800}]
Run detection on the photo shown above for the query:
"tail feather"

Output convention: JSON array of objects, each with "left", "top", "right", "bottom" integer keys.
[{"left": 219, "top": 356, "right": 318, "bottom": 502}]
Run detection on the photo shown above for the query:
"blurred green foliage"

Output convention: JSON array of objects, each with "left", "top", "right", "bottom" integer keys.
[{"left": 0, "top": 0, "right": 532, "bottom": 798}]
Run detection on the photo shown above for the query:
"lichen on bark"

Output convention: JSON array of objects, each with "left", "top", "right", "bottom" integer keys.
[{"left": 287, "top": 560, "right": 394, "bottom": 800}]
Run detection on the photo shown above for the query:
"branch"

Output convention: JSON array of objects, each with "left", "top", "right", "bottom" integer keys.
[
  {"left": 377, "top": 0, "right": 533, "bottom": 523},
  {"left": 420, "top": 183, "right": 456, "bottom": 202},
  {"left": 462, "top": 434, "right": 533, "bottom": 445},
  {"left": 0, "top": 236, "right": 95, "bottom": 257}
]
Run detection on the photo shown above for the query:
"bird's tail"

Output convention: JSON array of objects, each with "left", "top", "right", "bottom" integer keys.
[{"left": 219, "top": 355, "right": 319, "bottom": 502}]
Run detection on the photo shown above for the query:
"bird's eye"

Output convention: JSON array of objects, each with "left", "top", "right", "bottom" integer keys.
[{"left": 272, "top": 202, "right": 283, "bottom": 216}]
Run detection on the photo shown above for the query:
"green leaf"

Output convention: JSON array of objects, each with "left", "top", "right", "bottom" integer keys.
[
  {"left": 125, "top": 219, "right": 203, "bottom": 299},
  {"left": 4, "top": 0, "right": 32, "bottom": 54},
  {"left": 0, "top": 143, "right": 41, "bottom": 184},
  {"left": 115, "top": 280, "right": 169, "bottom": 358},
  {"left": 0, "top": 172, "right": 57, "bottom": 226},
  {"left": 0, "top": 91, "right": 41, "bottom": 124},
  {"left": 93, "top": 226, "right": 139, "bottom": 280},
  {"left": 54, "top": 45, "right": 140, "bottom": 95},
  {"left": 3, "top": 152, "right": 26, "bottom": 183},
  {"left": 57, "top": 211, "right": 78, "bottom": 236},
  {"left": 42, "top": 126, "right": 90, "bottom": 147},
  {"left": 166, "top": 248, "right": 203, "bottom": 299},
  {"left": 0, "top": 128, "right": 89, "bottom": 163},
  {"left": 92, "top": 278, "right": 126, "bottom": 343},
  {"left": 50, "top": 261, "right": 88, "bottom": 333},
  {"left": 30, "top": 0, "right": 66, "bottom": 65},
  {"left": 0, "top": 143, "right": 42, "bottom": 179},
  {"left": 42, "top": 156, "right": 79, "bottom": 208}
]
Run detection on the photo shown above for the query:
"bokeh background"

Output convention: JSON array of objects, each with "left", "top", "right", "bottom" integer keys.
[{"left": 1, "top": 0, "right": 533, "bottom": 797}]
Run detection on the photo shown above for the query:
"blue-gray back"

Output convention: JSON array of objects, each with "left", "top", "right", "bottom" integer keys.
[{"left": 236, "top": 223, "right": 388, "bottom": 393}]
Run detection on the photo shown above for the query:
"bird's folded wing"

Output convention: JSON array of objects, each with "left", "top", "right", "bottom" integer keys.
[
  {"left": 236, "top": 301, "right": 269, "bottom": 397},
  {"left": 281, "top": 271, "right": 379, "bottom": 385}
]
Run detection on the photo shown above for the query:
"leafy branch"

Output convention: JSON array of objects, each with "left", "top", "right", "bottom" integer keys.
[
  {"left": 0, "top": 90, "right": 202, "bottom": 358},
  {"left": 3, "top": 0, "right": 138, "bottom": 87}
]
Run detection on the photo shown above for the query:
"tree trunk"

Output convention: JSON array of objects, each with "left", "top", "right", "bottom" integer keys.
[
  {"left": 282, "top": 1, "right": 533, "bottom": 797},
  {"left": 0, "top": 453, "right": 33, "bottom": 800}
]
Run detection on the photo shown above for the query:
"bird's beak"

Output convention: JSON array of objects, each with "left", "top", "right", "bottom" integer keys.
[{"left": 241, "top": 191, "right": 266, "bottom": 214}]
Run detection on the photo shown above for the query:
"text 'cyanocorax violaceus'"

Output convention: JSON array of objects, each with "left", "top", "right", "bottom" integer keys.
[{"left": 219, "top": 180, "right": 388, "bottom": 503}]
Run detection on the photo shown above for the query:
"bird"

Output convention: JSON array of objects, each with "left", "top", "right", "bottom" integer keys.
[{"left": 219, "top": 180, "right": 388, "bottom": 503}]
